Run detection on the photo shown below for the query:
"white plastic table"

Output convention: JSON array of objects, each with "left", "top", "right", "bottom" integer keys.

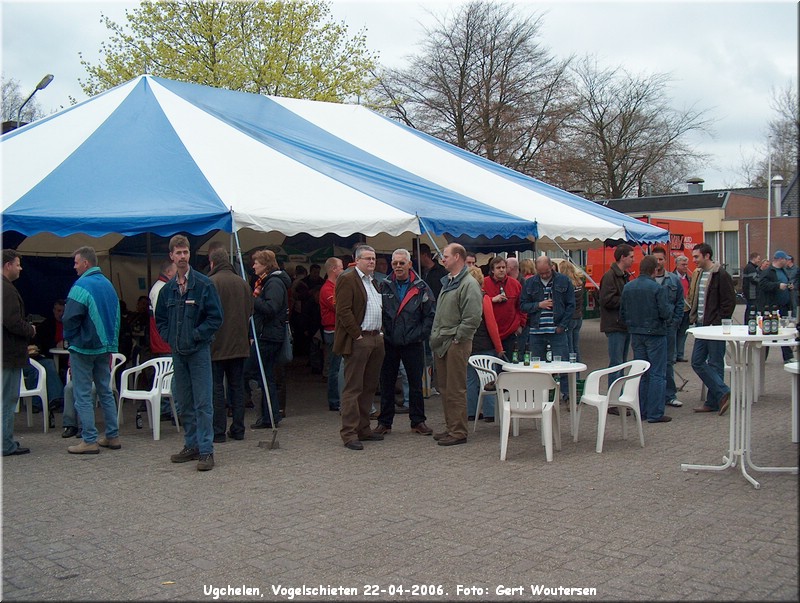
[
  {"left": 682, "top": 325, "right": 798, "bottom": 488},
  {"left": 784, "top": 361, "right": 799, "bottom": 444},
  {"left": 501, "top": 360, "right": 587, "bottom": 437}
]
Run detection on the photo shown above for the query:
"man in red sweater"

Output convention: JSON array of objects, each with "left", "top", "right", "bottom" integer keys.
[
  {"left": 320, "top": 257, "right": 343, "bottom": 411},
  {"left": 482, "top": 256, "right": 526, "bottom": 357}
]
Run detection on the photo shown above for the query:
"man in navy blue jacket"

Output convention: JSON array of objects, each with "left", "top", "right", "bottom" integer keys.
[
  {"left": 374, "top": 249, "right": 436, "bottom": 436},
  {"left": 156, "top": 235, "right": 223, "bottom": 471},
  {"left": 620, "top": 255, "right": 672, "bottom": 423},
  {"left": 519, "top": 256, "right": 575, "bottom": 360}
]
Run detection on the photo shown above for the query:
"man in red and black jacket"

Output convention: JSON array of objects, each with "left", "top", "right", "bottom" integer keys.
[{"left": 374, "top": 248, "right": 436, "bottom": 436}]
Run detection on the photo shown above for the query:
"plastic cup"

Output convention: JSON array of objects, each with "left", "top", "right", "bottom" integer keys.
[
  {"left": 569, "top": 353, "right": 577, "bottom": 363},
  {"left": 553, "top": 355, "right": 562, "bottom": 363},
  {"left": 532, "top": 356, "right": 541, "bottom": 368},
  {"left": 721, "top": 319, "right": 732, "bottom": 334}
]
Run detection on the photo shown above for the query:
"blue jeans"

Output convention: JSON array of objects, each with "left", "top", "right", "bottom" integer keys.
[
  {"left": 675, "top": 312, "right": 690, "bottom": 361},
  {"left": 605, "top": 331, "right": 630, "bottom": 387},
  {"left": 630, "top": 334, "right": 667, "bottom": 421},
  {"left": 567, "top": 317, "right": 583, "bottom": 362},
  {"left": 322, "top": 331, "right": 341, "bottom": 410},
  {"left": 528, "top": 331, "right": 569, "bottom": 360},
  {"left": 2, "top": 367, "right": 23, "bottom": 455},
  {"left": 212, "top": 357, "right": 245, "bottom": 439},
  {"left": 664, "top": 328, "right": 677, "bottom": 402},
  {"left": 172, "top": 346, "right": 214, "bottom": 455},
  {"left": 467, "top": 349, "right": 499, "bottom": 418},
  {"left": 70, "top": 351, "right": 118, "bottom": 444},
  {"left": 692, "top": 338, "right": 729, "bottom": 410}
]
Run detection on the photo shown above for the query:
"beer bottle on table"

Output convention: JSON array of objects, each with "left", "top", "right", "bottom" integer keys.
[
  {"left": 747, "top": 309, "right": 757, "bottom": 335},
  {"left": 523, "top": 341, "right": 531, "bottom": 366},
  {"left": 545, "top": 342, "right": 553, "bottom": 363},
  {"left": 511, "top": 342, "right": 519, "bottom": 364}
]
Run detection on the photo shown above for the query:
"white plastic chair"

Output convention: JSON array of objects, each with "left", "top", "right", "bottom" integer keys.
[
  {"left": 575, "top": 360, "right": 649, "bottom": 453},
  {"left": 496, "top": 371, "right": 562, "bottom": 462},
  {"left": 17, "top": 358, "right": 49, "bottom": 433},
  {"left": 468, "top": 354, "right": 502, "bottom": 432},
  {"left": 118, "top": 357, "right": 180, "bottom": 440}
]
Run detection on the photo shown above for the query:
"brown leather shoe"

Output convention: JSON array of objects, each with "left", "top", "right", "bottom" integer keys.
[
  {"left": 433, "top": 431, "right": 449, "bottom": 441},
  {"left": 694, "top": 405, "right": 716, "bottom": 413},
  {"left": 373, "top": 424, "right": 392, "bottom": 435},
  {"left": 437, "top": 435, "right": 467, "bottom": 446},
  {"left": 410, "top": 422, "right": 433, "bottom": 435},
  {"left": 647, "top": 415, "right": 672, "bottom": 423},
  {"left": 718, "top": 392, "right": 731, "bottom": 416}
]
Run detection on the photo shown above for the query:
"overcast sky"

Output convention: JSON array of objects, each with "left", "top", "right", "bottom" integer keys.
[{"left": 1, "top": 0, "right": 797, "bottom": 190}]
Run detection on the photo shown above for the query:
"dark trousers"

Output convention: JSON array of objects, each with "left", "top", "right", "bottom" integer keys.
[
  {"left": 212, "top": 357, "right": 246, "bottom": 438},
  {"left": 253, "top": 340, "right": 282, "bottom": 426},
  {"left": 379, "top": 341, "right": 426, "bottom": 427}
]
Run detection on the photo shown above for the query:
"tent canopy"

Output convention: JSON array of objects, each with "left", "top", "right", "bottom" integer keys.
[{"left": 2, "top": 75, "right": 667, "bottom": 247}]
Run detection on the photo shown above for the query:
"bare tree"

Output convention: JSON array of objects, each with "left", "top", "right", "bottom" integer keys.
[
  {"left": 742, "top": 82, "right": 799, "bottom": 187},
  {"left": 372, "top": 1, "right": 575, "bottom": 177},
  {"left": 564, "top": 57, "right": 713, "bottom": 199},
  {"left": 2, "top": 76, "right": 46, "bottom": 123}
]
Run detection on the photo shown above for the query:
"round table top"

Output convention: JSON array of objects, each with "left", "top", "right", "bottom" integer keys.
[
  {"left": 502, "top": 360, "right": 587, "bottom": 374},
  {"left": 688, "top": 325, "right": 796, "bottom": 343},
  {"left": 49, "top": 347, "right": 70, "bottom": 355}
]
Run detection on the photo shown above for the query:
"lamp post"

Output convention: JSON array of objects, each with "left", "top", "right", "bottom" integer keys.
[
  {"left": 15, "top": 74, "right": 54, "bottom": 129},
  {"left": 766, "top": 135, "right": 772, "bottom": 260}
]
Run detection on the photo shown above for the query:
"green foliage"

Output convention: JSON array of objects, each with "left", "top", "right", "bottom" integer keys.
[{"left": 79, "top": 0, "right": 377, "bottom": 101}]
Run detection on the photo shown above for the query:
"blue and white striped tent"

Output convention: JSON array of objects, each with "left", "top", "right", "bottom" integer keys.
[{"left": 2, "top": 75, "right": 667, "bottom": 248}]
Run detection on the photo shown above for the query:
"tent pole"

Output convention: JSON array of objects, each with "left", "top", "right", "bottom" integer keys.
[
  {"left": 552, "top": 239, "right": 600, "bottom": 290},
  {"left": 232, "top": 216, "right": 278, "bottom": 438},
  {"left": 418, "top": 218, "right": 443, "bottom": 258}
]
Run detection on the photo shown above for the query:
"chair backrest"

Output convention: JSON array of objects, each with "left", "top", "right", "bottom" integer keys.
[
  {"left": 608, "top": 360, "right": 650, "bottom": 404},
  {"left": 20, "top": 358, "right": 46, "bottom": 396},
  {"left": 159, "top": 370, "right": 174, "bottom": 396},
  {"left": 468, "top": 354, "right": 501, "bottom": 388},
  {"left": 121, "top": 356, "right": 173, "bottom": 395},
  {"left": 496, "top": 371, "right": 557, "bottom": 414}
]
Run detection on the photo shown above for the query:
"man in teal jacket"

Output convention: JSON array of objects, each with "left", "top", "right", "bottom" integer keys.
[{"left": 62, "top": 246, "right": 121, "bottom": 454}]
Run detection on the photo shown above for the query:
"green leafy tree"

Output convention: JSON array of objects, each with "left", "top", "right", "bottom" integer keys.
[{"left": 79, "top": 0, "right": 377, "bottom": 101}]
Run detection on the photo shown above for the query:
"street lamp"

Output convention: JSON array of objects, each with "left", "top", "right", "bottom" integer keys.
[{"left": 15, "top": 74, "right": 54, "bottom": 129}]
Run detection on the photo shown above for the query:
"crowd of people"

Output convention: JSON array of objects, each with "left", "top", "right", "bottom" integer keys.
[{"left": 3, "top": 240, "right": 798, "bottom": 464}]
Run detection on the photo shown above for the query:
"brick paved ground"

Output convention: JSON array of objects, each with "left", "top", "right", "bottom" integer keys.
[{"left": 2, "top": 311, "right": 797, "bottom": 602}]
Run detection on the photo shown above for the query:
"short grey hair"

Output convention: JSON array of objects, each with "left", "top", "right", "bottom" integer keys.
[
  {"left": 392, "top": 248, "right": 411, "bottom": 262},
  {"left": 355, "top": 245, "right": 376, "bottom": 259},
  {"left": 73, "top": 246, "right": 98, "bottom": 267}
]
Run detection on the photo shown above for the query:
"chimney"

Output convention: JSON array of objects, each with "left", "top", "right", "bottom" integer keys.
[
  {"left": 686, "top": 176, "right": 704, "bottom": 195},
  {"left": 771, "top": 174, "right": 784, "bottom": 216}
]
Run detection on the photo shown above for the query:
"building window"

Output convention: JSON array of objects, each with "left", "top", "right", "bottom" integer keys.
[{"left": 723, "top": 231, "right": 739, "bottom": 275}]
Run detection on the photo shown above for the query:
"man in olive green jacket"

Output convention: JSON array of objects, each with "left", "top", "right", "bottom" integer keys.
[{"left": 429, "top": 243, "right": 482, "bottom": 446}]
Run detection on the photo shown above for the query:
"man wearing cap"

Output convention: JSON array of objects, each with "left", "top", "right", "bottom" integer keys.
[
  {"left": 785, "top": 254, "right": 798, "bottom": 317},
  {"left": 757, "top": 250, "right": 795, "bottom": 363}
]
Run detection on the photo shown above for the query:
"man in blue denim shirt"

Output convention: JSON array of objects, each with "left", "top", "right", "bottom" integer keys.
[
  {"left": 620, "top": 255, "right": 672, "bottom": 423},
  {"left": 652, "top": 246, "right": 686, "bottom": 408},
  {"left": 156, "top": 235, "right": 223, "bottom": 471},
  {"left": 519, "top": 256, "right": 575, "bottom": 361}
]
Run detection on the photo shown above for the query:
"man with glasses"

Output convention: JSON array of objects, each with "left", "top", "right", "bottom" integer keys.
[
  {"left": 333, "top": 245, "right": 386, "bottom": 450},
  {"left": 374, "top": 249, "right": 436, "bottom": 437}
]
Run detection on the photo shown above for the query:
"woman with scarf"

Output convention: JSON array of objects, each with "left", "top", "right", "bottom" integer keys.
[{"left": 249, "top": 250, "right": 291, "bottom": 429}]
